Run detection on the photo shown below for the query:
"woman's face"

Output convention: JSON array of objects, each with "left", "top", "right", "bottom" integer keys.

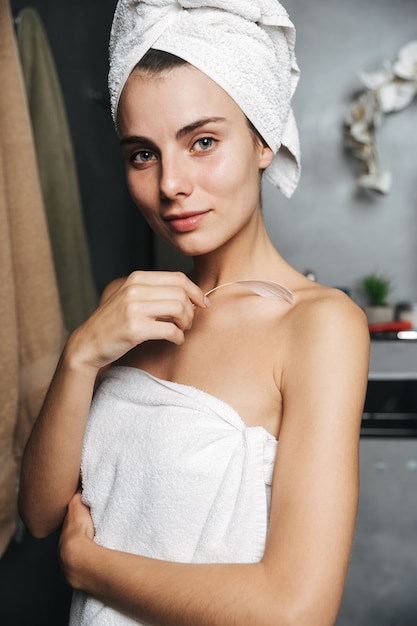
[{"left": 117, "top": 64, "right": 274, "bottom": 257}]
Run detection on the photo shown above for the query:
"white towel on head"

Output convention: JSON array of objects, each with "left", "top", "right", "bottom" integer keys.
[
  {"left": 108, "top": 0, "right": 301, "bottom": 198},
  {"left": 70, "top": 366, "right": 278, "bottom": 625}
]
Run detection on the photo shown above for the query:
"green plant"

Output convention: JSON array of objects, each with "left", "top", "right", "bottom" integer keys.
[{"left": 361, "top": 273, "right": 392, "bottom": 306}]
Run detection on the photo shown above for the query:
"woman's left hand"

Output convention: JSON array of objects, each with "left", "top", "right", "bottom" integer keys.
[{"left": 59, "top": 492, "right": 95, "bottom": 588}]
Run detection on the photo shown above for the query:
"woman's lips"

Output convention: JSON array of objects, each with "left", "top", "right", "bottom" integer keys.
[{"left": 165, "top": 211, "right": 210, "bottom": 233}]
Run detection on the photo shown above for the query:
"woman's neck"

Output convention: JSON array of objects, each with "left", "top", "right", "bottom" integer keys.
[{"left": 190, "top": 224, "right": 288, "bottom": 294}]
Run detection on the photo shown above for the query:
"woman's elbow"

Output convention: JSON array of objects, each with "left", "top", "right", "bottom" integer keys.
[
  {"left": 259, "top": 580, "right": 341, "bottom": 626},
  {"left": 18, "top": 509, "right": 54, "bottom": 540},
  {"left": 265, "top": 601, "right": 339, "bottom": 626},
  {"left": 18, "top": 493, "right": 63, "bottom": 539}
]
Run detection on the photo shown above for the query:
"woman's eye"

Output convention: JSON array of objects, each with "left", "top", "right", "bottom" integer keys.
[
  {"left": 132, "top": 150, "right": 156, "bottom": 163},
  {"left": 193, "top": 137, "right": 215, "bottom": 151}
]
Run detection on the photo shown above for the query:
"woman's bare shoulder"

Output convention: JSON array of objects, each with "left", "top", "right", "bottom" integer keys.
[
  {"left": 276, "top": 281, "right": 370, "bottom": 376},
  {"left": 288, "top": 282, "right": 368, "bottom": 336}
]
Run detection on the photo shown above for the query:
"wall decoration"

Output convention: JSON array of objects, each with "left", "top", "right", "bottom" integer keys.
[{"left": 344, "top": 41, "right": 417, "bottom": 194}]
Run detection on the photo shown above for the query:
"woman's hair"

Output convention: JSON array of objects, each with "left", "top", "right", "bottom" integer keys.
[{"left": 135, "top": 48, "right": 188, "bottom": 74}]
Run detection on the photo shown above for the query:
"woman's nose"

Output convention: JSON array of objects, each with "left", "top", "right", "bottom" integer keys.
[{"left": 159, "top": 154, "right": 192, "bottom": 200}]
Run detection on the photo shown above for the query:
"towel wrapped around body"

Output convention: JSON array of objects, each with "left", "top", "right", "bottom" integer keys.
[{"left": 70, "top": 366, "right": 278, "bottom": 625}]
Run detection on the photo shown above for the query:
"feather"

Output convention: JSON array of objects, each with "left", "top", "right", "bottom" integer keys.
[{"left": 204, "top": 279, "right": 294, "bottom": 303}]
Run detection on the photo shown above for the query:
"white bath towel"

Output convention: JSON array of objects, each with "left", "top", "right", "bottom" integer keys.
[
  {"left": 108, "top": 0, "right": 300, "bottom": 198},
  {"left": 70, "top": 366, "right": 278, "bottom": 625}
]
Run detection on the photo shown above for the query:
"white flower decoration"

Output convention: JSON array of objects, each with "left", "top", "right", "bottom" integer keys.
[
  {"left": 344, "top": 41, "right": 417, "bottom": 194},
  {"left": 393, "top": 41, "right": 417, "bottom": 80}
]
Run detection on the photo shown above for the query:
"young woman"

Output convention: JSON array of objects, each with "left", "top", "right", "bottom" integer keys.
[{"left": 19, "top": 1, "right": 370, "bottom": 624}]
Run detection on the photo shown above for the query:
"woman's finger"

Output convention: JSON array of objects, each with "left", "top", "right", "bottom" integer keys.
[{"left": 125, "top": 271, "right": 208, "bottom": 309}]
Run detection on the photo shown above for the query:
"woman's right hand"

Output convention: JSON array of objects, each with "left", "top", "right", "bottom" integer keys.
[
  {"left": 19, "top": 271, "right": 208, "bottom": 537},
  {"left": 68, "top": 271, "right": 209, "bottom": 372}
]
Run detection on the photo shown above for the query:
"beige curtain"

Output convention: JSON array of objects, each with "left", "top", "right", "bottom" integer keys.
[
  {"left": 0, "top": 0, "right": 66, "bottom": 556},
  {"left": 17, "top": 8, "right": 98, "bottom": 332}
]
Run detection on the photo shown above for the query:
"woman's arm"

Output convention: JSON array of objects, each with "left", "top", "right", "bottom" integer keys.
[
  {"left": 59, "top": 290, "right": 370, "bottom": 625},
  {"left": 263, "top": 290, "right": 370, "bottom": 622},
  {"left": 19, "top": 271, "right": 208, "bottom": 538}
]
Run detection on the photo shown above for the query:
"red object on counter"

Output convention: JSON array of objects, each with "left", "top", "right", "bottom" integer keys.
[{"left": 368, "top": 320, "right": 413, "bottom": 333}]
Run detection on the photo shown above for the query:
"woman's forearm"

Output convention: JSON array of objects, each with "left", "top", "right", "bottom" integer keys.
[
  {"left": 62, "top": 527, "right": 339, "bottom": 626},
  {"left": 64, "top": 539, "right": 289, "bottom": 626},
  {"left": 19, "top": 338, "right": 98, "bottom": 537}
]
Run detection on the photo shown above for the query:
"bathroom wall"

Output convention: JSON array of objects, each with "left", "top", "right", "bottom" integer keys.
[{"left": 263, "top": 0, "right": 417, "bottom": 305}]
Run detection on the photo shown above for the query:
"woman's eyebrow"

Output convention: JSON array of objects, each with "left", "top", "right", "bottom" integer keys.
[
  {"left": 119, "top": 135, "right": 155, "bottom": 148},
  {"left": 176, "top": 117, "right": 226, "bottom": 139},
  {"left": 119, "top": 117, "right": 226, "bottom": 147}
]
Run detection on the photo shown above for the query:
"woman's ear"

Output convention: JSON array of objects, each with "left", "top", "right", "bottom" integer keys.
[{"left": 258, "top": 143, "right": 274, "bottom": 170}]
